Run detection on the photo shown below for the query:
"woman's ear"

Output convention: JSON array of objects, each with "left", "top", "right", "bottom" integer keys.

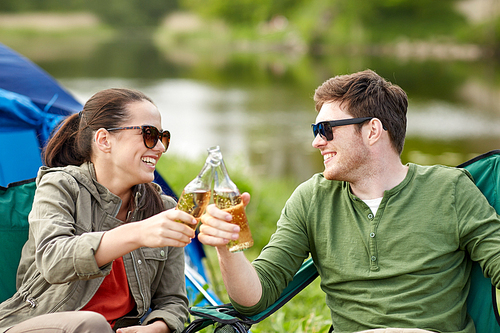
[{"left": 94, "top": 128, "right": 112, "bottom": 153}]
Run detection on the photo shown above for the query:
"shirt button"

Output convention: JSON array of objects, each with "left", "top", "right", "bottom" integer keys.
[
  {"left": 370, "top": 232, "right": 375, "bottom": 238},
  {"left": 138, "top": 260, "right": 142, "bottom": 265},
  {"left": 368, "top": 213, "right": 374, "bottom": 219},
  {"left": 160, "top": 250, "right": 165, "bottom": 257},
  {"left": 371, "top": 256, "right": 377, "bottom": 262}
]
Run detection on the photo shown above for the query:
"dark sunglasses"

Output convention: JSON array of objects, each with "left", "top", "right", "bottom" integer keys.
[
  {"left": 106, "top": 125, "right": 170, "bottom": 152},
  {"left": 311, "top": 117, "right": 374, "bottom": 141}
]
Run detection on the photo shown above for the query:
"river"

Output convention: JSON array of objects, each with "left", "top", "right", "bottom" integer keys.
[{"left": 20, "top": 35, "right": 500, "bottom": 183}]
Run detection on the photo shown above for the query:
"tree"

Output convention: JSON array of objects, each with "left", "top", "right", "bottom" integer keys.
[{"left": 87, "top": 0, "right": 179, "bottom": 28}]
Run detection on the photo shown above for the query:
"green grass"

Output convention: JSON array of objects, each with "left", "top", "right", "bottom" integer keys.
[
  {"left": 156, "top": 153, "right": 331, "bottom": 332},
  {"left": 251, "top": 278, "right": 331, "bottom": 333}
]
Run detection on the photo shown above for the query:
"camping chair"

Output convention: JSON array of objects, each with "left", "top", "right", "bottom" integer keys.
[
  {"left": 0, "top": 179, "right": 36, "bottom": 302},
  {"left": 183, "top": 150, "right": 500, "bottom": 333}
]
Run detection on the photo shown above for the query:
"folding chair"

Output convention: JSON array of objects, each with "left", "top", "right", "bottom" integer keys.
[
  {"left": 184, "top": 257, "right": 318, "bottom": 333},
  {"left": 183, "top": 150, "right": 500, "bottom": 333},
  {"left": 0, "top": 179, "right": 35, "bottom": 303}
]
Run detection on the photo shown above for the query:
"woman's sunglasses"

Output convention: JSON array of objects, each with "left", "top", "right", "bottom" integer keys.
[
  {"left": 106, "top": 125, "right": 170, "bottom": 152},
  {"left": 311, "top": 117, "right": 374, "bottom": 141}
]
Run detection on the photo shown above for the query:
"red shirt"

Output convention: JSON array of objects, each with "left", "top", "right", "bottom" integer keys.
[{"left": 81, "top": 257, "right": 136, "bottom": 327}]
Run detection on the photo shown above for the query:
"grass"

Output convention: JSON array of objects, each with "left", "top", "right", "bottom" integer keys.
[{"left": 156, "top": 153, "right": 331, "bottom": 332}]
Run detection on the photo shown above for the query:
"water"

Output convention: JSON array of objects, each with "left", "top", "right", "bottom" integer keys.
[
  {"left": 24, "top": 36, "right": 500, "bottom": 184},
  {"left": 60, "top": 76, "right": 319, "bottom": 182}
]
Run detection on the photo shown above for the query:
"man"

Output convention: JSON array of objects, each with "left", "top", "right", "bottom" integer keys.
[{"left": 198, "top": 69, "right": 500, "bottom": 333}]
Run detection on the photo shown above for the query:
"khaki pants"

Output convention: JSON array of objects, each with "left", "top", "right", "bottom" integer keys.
[{"left": 7, "top": 311, "right": 114, "bottom": 333}]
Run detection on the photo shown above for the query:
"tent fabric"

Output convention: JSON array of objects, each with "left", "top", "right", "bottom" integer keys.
[
  {"left": 0, "top": 43, "right": 81, "bottom": 116},
  {"left": 0, "top": 88, "right": 66, "bottom": 146},
  {"left": 0, "top": 43, "right": 80, "bottom": 187}
]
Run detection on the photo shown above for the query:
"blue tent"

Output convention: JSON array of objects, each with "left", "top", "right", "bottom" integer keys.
[{"left": 0, "top": 42, "right": 219, "bottom": 307}]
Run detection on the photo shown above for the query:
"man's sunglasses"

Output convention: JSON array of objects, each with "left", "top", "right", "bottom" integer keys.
[
  {"left": 106, "top": 125, "right": 171, "bottom": 152},
  {"left": 311, "top": 117, "right": 374, "bottom": 141}
]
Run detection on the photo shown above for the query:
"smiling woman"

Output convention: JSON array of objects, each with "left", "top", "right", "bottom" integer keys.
[{"left": 0, "top": 88, "right": 195, "bottom": 333}]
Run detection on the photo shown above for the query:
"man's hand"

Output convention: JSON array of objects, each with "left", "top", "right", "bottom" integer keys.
[{"left": 198, "top": 193, "right": 251, "bottom": 248}]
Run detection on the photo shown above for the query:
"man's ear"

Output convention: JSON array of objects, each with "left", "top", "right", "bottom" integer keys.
[
  {"left": 366, "top": 118, "right": 384, "bottom": 146},
  {"left": 94, "top": 128, "right": 112, "bottom": 153}
]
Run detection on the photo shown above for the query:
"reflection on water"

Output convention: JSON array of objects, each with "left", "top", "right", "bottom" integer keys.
[{"left": 24, "top": 35, "right": 499, "bottom": 183}]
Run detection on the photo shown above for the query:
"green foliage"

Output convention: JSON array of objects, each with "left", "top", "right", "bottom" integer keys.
[
  {"left": 365, "top": 0, "right": 467, "bottom": 42},
  {"left": 289, "top": 0, "right": 467, "bottom": 47},
  {"left": 156, "top": 154, "right": 207, "bottom": 196},
  {"left": 458, "top": 16, "right": 500, "bottom": 53},
  {"left": 192, "top": 283, "right": 212, "bottom": 306},
  {"left": 0, "top": 0, "right": 178, "bottom": 28},
  {"left": 180, "top": 0, "right": 302, "bottom": 26},
  {"left": 175, "top": 0, "right": 483, "bottom": 52},
  {"left": 0, "top": 0, "right": 87, "bottom": 12},
  {"left": 2, "top": 0, "right": 498, "bottom": 50},
  {"left": 86, "top": 0, "right": 178, "bottom": 28},
  {"left": 253, "top": 279, "right": 331, "bottom": 332}
]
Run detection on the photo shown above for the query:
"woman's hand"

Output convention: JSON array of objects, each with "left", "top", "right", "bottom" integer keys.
[
  {"left": 137, "top": 209, "right": 197, "bottom": 248},
  {"left": 198, "top": 193, "right": 251, "bottom": 248},
  {"left": 95, "top": 208, "right": 196, "bottom": 266},
  {"left": 116, "top": 320, "right": 170, "bottom": 333}
]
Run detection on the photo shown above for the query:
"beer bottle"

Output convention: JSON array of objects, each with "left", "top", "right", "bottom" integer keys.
[
  {"left": 176, "top": 147, "right": 220, "bottom": 230},
  {"left": 212, "top": 146, "right": 253, "bottom": 252}
]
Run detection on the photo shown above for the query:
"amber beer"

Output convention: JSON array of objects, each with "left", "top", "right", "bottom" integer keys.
[
  {"left": 211, "top": 145, "right": 252, "bottom": 252},
  {"left": 176, "top": 190, "right": 211, "bottom": 230},
  {"left": 176, "top": 147, "right": 221, "bottom": 229},
  {"left": 222, "top": 202, "right": 253, "bottom": 253}
]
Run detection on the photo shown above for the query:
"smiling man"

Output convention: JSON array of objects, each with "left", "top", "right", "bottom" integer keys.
[{"left": 198, "top": 69, "right": 500, "bottom": 333}]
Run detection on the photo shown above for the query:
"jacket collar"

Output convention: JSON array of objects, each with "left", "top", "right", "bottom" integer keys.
[{"left": 37, "top": 162, "right": 152, "bottom": 217}]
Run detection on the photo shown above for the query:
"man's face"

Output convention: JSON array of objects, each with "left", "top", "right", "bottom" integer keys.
[{"left": 312, "top": 101, "right": 369, "bottom": 182}]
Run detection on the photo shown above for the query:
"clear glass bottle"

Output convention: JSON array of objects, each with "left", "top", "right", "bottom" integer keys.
[
  {"left": 176, "top": 147, "right": 221, "bottom": 230},
  {"left": 212, "top": 146, "right": 253, "bottom": 252}
]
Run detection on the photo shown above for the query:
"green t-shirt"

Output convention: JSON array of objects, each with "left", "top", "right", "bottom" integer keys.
[{"left": 233, "top": 163, "right": 500, "bottom": 333}]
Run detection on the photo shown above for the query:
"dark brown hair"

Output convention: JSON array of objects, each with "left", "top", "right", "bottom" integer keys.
[
  {"left": 43, "top": 88, "right": 164, "bottom": 217},
  {"left": 314, "top": 69, "right": 408, "bottom": 155}
]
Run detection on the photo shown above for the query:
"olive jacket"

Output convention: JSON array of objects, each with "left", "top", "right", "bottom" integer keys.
[{"left": 0, "top": 162, "right": 189, "bottom": 332}]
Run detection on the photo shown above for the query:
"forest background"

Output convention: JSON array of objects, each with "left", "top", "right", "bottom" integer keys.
[{"left": 0, "top": 0, "right": 498, "bottom": 53}]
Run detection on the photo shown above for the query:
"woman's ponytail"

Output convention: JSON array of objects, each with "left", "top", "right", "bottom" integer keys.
[{"left": 43, "top": 113, "right": 86, "bottom": 167}]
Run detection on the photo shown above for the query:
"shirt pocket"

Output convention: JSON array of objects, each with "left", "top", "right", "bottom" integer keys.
[{"left": 139, "top": 247, "right": 169, "bottom": 286}]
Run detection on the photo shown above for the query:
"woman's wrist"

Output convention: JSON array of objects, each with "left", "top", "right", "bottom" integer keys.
[{"left": 148, "top": 319, "right": 170, "bottom": 333}]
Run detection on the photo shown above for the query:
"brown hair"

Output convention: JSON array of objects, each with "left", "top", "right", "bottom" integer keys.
[
  {"left": 43, "top": 88, "right": 164, "bottom": 216},
  {"left": 314, "top": 69, "right": 408, "bottom": 155}
]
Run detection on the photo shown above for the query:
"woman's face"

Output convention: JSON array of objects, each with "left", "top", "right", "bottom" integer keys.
[{"left": 108, "top": 100, "right": 166, "bottom": 188}]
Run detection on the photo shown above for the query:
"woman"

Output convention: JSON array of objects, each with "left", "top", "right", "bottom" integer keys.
[{"left": 0, "top": 88, "right": 197, "bottom": 333}]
